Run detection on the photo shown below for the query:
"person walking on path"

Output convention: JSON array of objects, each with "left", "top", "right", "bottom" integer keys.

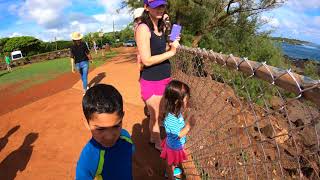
[
  {"left": 4, "top": 53, "right": 12, "bottom": 72},
  {"left": 135, "top": 0, "right": 180, "bottom": 151},
  {"left": 70, "top": 32, "right": 93, "bottom": 94}
]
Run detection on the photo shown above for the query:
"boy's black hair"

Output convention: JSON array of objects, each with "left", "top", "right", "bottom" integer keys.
[
  {"left": 164, "top": 80, "right": 190, "bottom": 117},
  {"left": 141, "top": 10, "right": 165, "bottom": 32},
  {"left": 82, "top": 84, "right": 124, "bottom": 122}
]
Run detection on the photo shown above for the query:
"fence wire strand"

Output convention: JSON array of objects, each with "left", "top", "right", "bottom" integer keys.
[{"left": 171, "top": 46, "right": 320, "bottom": 180}]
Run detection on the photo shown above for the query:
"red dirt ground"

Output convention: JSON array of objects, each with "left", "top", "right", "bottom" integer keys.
[
  {"left": 0, "top": 73, "right": 79, "bottom": 116},
  {"left": 0, "top": 47, "right": 166, "bottom": 180}
]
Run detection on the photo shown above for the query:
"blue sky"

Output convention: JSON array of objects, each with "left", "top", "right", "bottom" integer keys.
[
  {"left": 0, "top": 0, "right": 132, "bottom": 41},
  {"left": 0, "top": 0, "right": 319, "bottom": 44},
  {"left": 260, "top": 0, "right": 320, "bottom": 44}
]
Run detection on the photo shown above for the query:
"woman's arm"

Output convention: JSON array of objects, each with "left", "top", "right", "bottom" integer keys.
[
  {"left": 136, "top": 24, "right": 179, "bottom": 67},
  {"left": 86, "top": 53, "right": 93, "bottom": 63},
  {"left": 84, "top": 43, "right": 93, "bottom": 63},
  {"left": 70, "top": 58, "right": 75, "bottom": 73},
  {"left": 70, "top": 48, "right": 75, "bottom": 73}
]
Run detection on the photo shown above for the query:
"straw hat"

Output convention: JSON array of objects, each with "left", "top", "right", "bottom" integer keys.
[
  {"left": 71, "top": 32, "right": 83, "bottom": 40},
  {"left": 133, "top": 8, "right": 144, "bottom": 19}
]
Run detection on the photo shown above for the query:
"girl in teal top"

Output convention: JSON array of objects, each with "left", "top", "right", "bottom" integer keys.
[{"left": 160, "top": 80, "right": 196, "bottom": 179}]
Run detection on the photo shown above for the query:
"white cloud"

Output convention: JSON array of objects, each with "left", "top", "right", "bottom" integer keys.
[
  {"left": 303, "top": 29, "right": 320, "bottom": 36},
  {"left": 9, "top": 32, "right": 23, "bottom": 38},
  {"left": 8, "top": 4, "right": 19, "bottom": 13},
  {"left": 286, "top": 0, "right": 320, "bottom": 11},
  {"left": 260, "top": 16, "right": 280, "bottom": 28},
  {"left": 17, "top": 0, "right": 71, "bottom": 29},
  {"left": 260, "top": 1, "right": 320, "bottom": 44},
  {"left": 98, "top": 0, "right": 122, "bottom": 13},
  {"left": 314, "top": 16, "right": 320, "bottom": 24},
  {"left": 71, "top": 21, "right": 80, "bottom": 26},
  {"left": 1, "top": 0, "right": 133, "bottom": 42},
  {"left": 69, "top": 13, "right": 99, "bottom": 24},
  {"left": 269, "top": 19, "right": 280, "bottom": 28},
  {"left": 93, "top": 8, "right": 132, "bottom": 30},
  {"left": 91, "top": 2, "right": 132, "bottom": 34}
]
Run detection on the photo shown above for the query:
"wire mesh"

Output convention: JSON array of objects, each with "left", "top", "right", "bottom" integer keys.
[{"left": 171, "top": 46, "right": 320, "bottom": 180}]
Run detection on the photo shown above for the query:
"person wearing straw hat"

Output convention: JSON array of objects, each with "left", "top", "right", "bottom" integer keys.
[{"left": 70, "top": 32, "right": 93, "bottom": 94}]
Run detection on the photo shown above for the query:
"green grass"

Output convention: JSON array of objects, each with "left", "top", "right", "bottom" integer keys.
[{"left": 0, "top": 51, "right": 117, "bottom": 92}]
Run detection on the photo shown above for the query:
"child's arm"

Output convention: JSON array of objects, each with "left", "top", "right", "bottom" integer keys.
[
  {"left": 178, "top": 123, "right": 191, "bottom": 138},
  {"left": 178, "top": 113, "right": 196, "bottom": 138}
]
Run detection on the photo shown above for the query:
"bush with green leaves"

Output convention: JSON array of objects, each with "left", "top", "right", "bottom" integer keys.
[
  {"left": 304, "top": 61, "right": 320, "bottom": 79},
  {"left": 3, "top": 36, "right": 42, "bottom": 56},
  {"left": 198, "top": 13, "right": 289, "bottom": 69}
]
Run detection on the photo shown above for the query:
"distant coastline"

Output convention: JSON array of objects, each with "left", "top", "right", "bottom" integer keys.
[
  {"left": 271, "top": 37, "right": 320, "bottom": 77},
  {"left": 273, "top": 38, "right": 320, "bottom": 62},
  {"left": 271, "top": 37, "right": 311, "bottom": 46}
]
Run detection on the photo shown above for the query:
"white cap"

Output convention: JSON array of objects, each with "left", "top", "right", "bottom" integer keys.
[{"left": 133, "top": 8, "right": 144, "bottom": 19}]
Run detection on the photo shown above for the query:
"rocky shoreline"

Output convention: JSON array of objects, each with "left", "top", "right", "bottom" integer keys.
[{"left": 284, "top": 55, "right": 320, "bottom": 77}]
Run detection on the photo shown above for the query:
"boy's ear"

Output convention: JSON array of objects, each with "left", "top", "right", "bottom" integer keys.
[{"left": 82, "top": 117, "right": 91, "bottom": 130}]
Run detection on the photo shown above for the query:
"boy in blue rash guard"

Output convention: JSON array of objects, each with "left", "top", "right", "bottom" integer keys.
[{"left": 76, "top": 84, "right": 134, "bottom": 180}]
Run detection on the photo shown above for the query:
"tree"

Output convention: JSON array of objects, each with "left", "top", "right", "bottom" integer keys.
[
  {"left": 123, "top": 0, "right": 285, "bottom": 47},
  {"left": 304, "top": 61, "right": 320, "bottom": 80},
  {"left": 119, "top": 24, "right": 134, "bottom": 42},
  {"left": 83, "top": 32, "right": 98, "bottom": 48},
  {"left": 55, "top": 41, "right": 73, "bottom": 50},
  {"left": 103, "top": 32, "right": 116, "bottom": 44},
  {"left": 0, "top": 38, "right": 10, "bottom": 54},
  {"left": 3, "top": 36, "right": 42, "bottom": 56},
  {"left": 39, "top": 42, "right": 54, "bottom": 53}
]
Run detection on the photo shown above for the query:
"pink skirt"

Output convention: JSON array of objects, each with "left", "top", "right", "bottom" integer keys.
[
  {"left": 139, "top": 77, "right": 171, "bottom": 101},
  {"left": 160, "top": 138, "right": 187, "bottom": 165}
]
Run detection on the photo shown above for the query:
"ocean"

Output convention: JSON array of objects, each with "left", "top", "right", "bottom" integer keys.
[{"left": 280, "top": 42, "right": 320, "bottom": 62}]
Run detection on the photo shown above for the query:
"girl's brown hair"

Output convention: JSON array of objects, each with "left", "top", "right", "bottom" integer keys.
[{"left": 163, "top": 80, "right": 190, "bottom": 117}]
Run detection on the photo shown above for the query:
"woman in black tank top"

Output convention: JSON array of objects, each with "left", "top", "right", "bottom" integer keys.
[{"left": 135, "top": 0, "right": 180, "bottom": 151}]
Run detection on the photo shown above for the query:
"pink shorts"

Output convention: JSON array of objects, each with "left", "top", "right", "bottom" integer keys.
[
  {"left": 139, "top": 77, "right": 171, "bottom": 101},
  {"left": 160, "top": 138, "right": 187, "bottom": 165}
]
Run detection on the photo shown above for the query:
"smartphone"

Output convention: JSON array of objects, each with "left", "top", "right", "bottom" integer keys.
[{"left": 169, "top": 24, "right": 182, "bottom": 42}]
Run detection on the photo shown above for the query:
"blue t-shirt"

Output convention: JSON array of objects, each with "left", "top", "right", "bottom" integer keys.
[
  {"left": 76, "top": 129, "right": 134, "bottom": 180},
  {"left": 164, "top": 113, "right": 186, "bottom": 150}
]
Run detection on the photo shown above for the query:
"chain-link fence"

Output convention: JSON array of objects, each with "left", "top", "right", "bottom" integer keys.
[{"left": 171, "top": 46, "right": 320, "bottom": 179}]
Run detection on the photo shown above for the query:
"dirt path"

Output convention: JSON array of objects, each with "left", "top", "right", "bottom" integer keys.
[
  {"left": 0, "top": 73, "right": 79, "bottom": 116},
  {"left": 0, "top": 47, "right": 166, "bottom": 180}
]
